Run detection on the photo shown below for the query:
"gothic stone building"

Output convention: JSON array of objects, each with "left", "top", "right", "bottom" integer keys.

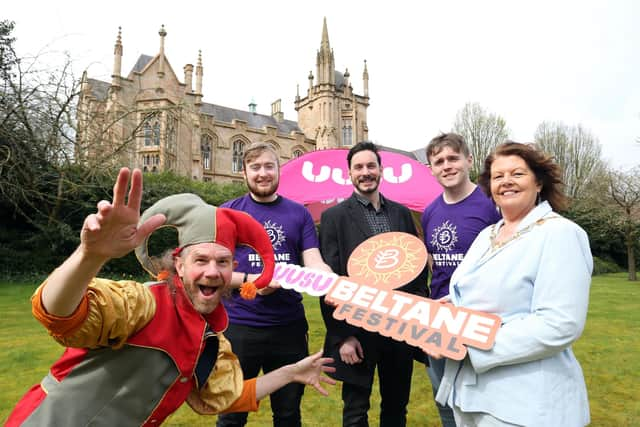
[{"left": 76, "top": 19, "right": 370, "bottom": 183}]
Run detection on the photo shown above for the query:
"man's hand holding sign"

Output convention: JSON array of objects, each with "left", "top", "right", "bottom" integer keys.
[{"left": 275, "top": 232, "right": 500, "bottom": 360}]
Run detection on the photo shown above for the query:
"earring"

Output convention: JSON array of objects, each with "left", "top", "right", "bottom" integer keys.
[{"left": 536, "top": 192, "right": 541, "bottom": 205}]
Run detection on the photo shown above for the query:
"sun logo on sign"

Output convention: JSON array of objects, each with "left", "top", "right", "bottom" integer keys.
[
  {"left": 430, "top": 220, "right": 458, "bottom": 252},
  {"left": 347, "top": 232, "right": 427, "bottom": 291},
  {"left": 263, "top": 220, "right": 286, "bottom": 250}
]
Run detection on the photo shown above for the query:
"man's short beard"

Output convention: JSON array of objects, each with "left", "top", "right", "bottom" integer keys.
[
  {"left": 247, "top": 180, "right": 278, "bottom": 199},
  {"left": 251, "top": 187, "right": 277, "bottom": 198},
  {"left": 357, "top": 185, "right": 377, "bottom": 195},
  {"left": 355, "top": 176, "right": 380, "bottom": 194}
]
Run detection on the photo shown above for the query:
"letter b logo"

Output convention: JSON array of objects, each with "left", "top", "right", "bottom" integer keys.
[
  {"left": 374, "top": 249, "right": 400, "bottom": 270},
  {"left": 347, "top": 232, "right": 428, "bottom": 291}
]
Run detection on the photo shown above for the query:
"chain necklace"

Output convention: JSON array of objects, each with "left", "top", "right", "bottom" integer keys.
[{"left": 489, "top": 214, "right": 560, "bottom": 251}]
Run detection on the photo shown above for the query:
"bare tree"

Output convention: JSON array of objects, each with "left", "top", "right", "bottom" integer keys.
[
  {"left": 452, "top": 102, "right": 509, "bottom": 178},
  {"left": 0, "top": 21, "right": 80, "bottom": 229},
  {"left": 0, "top": 31, "right": 178, "bottom": 241},
  {"left": 534, "top": 121, "right": 606, "bottom": 199},
  {"left": 607, "top": 167, "right": 640, "bottom": 281}
]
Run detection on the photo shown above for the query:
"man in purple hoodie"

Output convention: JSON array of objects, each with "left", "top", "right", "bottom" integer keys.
[{"left": 421, "top": 133, "right": 501, "bottom": 426}]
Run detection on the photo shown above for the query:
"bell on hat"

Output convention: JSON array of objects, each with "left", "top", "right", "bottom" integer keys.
[{"left": 135, "top": 193, "right": 274, "bottom": 299}]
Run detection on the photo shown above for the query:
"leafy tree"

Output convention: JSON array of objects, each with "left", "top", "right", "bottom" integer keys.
[
  {"left": 452, "top": 102, "right": 509, "bottom": 179},
  {"left": 534, "top": 121, "right": 606, "bottom": 199}
]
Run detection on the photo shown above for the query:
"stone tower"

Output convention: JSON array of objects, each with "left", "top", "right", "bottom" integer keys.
[
  {"left": 77, "top": 25, "right": 315, "bottom": 183},
  {"left": 295, "top": 18, "right": 369, "bottom": 149}
]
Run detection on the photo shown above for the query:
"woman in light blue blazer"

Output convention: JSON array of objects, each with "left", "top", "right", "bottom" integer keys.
[{"left": 434, "top": 142, "right": 592, "bottom": 427}]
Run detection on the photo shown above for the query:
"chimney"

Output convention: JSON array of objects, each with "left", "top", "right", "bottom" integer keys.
[{"left": 271, "top": 99, "right": 284, "bottom": 122}]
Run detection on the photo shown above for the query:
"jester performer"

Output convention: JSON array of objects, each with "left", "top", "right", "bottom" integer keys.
[{"left": 6, "top": 168, "right": 335, "bottom": 426}]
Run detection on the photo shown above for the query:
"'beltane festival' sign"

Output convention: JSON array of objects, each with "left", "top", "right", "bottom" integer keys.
[{"left": 274, "top": 232, "right": 500, "bottom": 360}]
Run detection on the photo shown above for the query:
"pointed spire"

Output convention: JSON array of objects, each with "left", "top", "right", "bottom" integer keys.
[
  {"left": 159, "top": 24, "right": 167, "bottom": 51},
  {"left": 158, "top": 25, "right": 167, "bottom": 77},
  {"left": 363, "top": 59, "right": 369, "bottom": 97},
  {"left": 114, "top": 27, "right": 123, "bottom": 56},
  {"left": 317, "top": 18, "right": 335, "bottom": 85},
  {"left": 195, "top": 50, "right": 203, "bottom": 102},
  {"left": 321, "top": 17, "right": 331, "bottom": 52},
  {"left": 112, "top": 27, "right": 123, "bottom": 86}
]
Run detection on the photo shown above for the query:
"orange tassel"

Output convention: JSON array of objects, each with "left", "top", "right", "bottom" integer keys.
[
  {"left": 240, "top": 282, "right": 258, "bottom": 300},
  {"left": 156, "top": 270, "right": 170, "bottom": 281}
]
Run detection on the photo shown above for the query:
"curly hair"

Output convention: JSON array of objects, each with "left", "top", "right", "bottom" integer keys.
[{"left": 478, "top": 141, "right": 568, "bottom": 212}]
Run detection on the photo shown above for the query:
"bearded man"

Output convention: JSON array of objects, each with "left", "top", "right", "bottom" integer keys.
[
  {"left": 217, "top": 142, "right": 332, "bottom": 427},
  {"left": 318, "top": 142, "right": 429, "bottom": 427}
]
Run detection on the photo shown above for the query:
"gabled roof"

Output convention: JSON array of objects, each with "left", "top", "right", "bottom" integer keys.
[
  {"left": 131, "top": 54, "right": 154, "bottom": 73},
  {"left": 200, "top": 103, "right": 302, "bottom": 135},
  {"left": 87, "top": 78, "right": 110, "bottom": 101}
]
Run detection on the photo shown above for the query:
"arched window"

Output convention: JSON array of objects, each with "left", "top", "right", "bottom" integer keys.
[
  {"left": 152, "top": 121, "right": 160, "bottom": 146},
  {"left": 144, "top": 122, "right": 152, "bottom": 146},
  {"left": 293, "top": 149, "right": 303, "bottom": 158},
  {"left": 232, "top": 140, "right": 245, "bottom": 173},
  {"left": 342, "top": 122, "right": 352, "bottom": 146},
  {"left": 201, "top": 135, "right": 212, "bottom": 170}
]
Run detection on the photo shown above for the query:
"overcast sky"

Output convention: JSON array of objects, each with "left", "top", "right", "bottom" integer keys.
[{"left": 5, "top": 0, "right": 640, "bottom": 168}]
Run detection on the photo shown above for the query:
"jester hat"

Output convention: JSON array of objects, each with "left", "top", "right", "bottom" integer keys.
[{"left": 135, "top": 193, "right": 274, "bottom": 299}]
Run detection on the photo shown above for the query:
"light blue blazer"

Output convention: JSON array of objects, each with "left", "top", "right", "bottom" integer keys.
[{"left": 436, "top": 202, "right": 592, "bottom": 426}]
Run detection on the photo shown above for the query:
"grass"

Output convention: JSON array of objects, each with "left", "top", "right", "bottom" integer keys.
[{"left": 1, "top": 273, "right": 638, "bottom": 426}]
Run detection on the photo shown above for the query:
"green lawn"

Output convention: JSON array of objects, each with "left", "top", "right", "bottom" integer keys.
[{"left": 1, "top": 273, "right": 638, "bottom": 426}]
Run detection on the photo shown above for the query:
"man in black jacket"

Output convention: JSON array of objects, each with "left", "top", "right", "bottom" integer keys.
[{"left": 319, "top": 142, "right": 429, "bottom": 427}]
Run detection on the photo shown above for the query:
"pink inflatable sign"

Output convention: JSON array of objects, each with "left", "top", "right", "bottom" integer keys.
[{"left": 278, "top": 149, "right": 442, "bottom": 219}]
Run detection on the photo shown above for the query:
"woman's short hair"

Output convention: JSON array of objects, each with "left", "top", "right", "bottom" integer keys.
[{"left": 478, "top": 141, "right": 568, "bottom": 211}]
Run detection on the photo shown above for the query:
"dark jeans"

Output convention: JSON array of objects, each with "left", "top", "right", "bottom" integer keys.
[
  {"left": 341, "top": 335, "right": 413, "bottom": 427},
  {"left": 216, "top": 320, "right": 309, "bottom": 427}
]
